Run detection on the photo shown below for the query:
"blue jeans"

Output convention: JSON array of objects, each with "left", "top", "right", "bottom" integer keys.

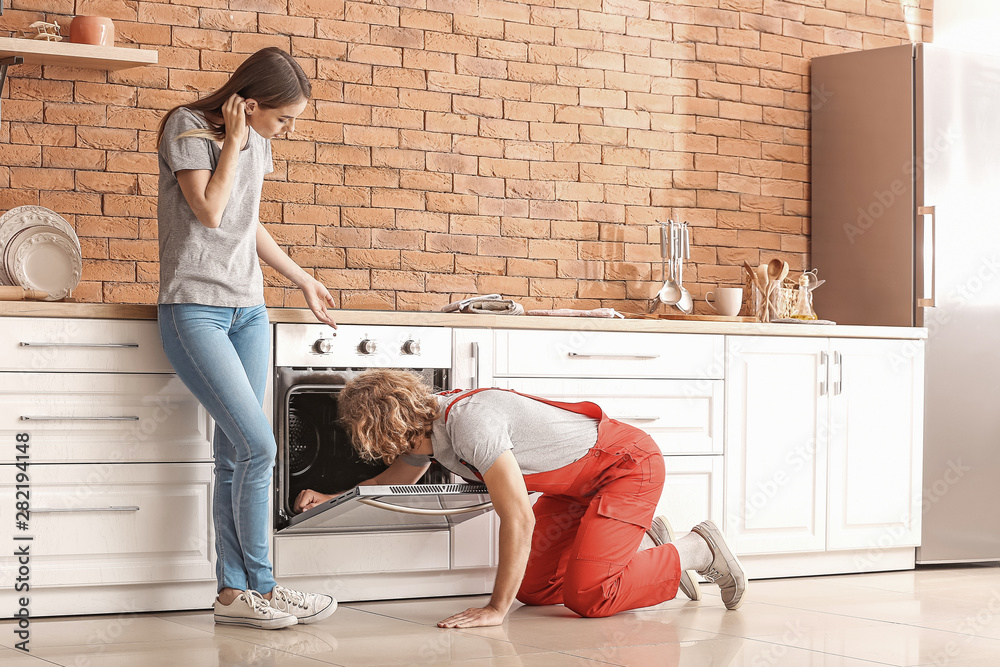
[{"left": 158, "top": 303, "right": 276, "bottom": 595}]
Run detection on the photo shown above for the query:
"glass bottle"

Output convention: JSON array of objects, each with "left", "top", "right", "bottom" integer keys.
[{"left": 791, "top": 274, "right": 818, "bottom": 320}]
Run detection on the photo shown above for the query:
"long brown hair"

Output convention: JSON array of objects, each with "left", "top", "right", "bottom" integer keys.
[
  {"left": 338, "top": 370, "right": 441, "bottom": 464},
  {"left": 156, "top": 47, "right": 311, "bottom": 147}
]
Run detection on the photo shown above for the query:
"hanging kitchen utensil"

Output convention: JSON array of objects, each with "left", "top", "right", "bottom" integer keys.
[
  {"left": 650, "top": 220, "right": 682, "bottom": 312},
  {"left": 675, "top": 222, "right": 694, "bottom": 314}
]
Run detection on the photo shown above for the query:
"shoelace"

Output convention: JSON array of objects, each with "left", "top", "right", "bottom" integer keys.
[
  {"left": 240, "top": 589, "right": 274, "bottom": 615},
  {"left": 702, "top": 567, "right": 725, "bottom": 583},
  {"left": 271, "top": 585, "right": 307, "bottom": 611}
]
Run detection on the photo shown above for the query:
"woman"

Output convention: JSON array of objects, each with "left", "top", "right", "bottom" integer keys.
[
  {"left": 295, "top": 370, "right": 747, "bottom": 628},
  {"left": 156, "top": 47, "right": 337, "bottom": 630}
]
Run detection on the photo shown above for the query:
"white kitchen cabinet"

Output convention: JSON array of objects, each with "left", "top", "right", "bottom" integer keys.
[
  {"left": 492, "top": 377, "right": 723, "bottom": 455},
  {"left": 0, "top": 373, "right": 212, "bottom": 463},
  {"left": 0, "top": 318, "right": 172, "bottom": 373},
  {"left": 725, "top": 337, "right": 830, "bottom": 555},
  {"left": 0, "top": 463, "right": 214, "bottom": 586},
  {"left": 494, "top": 330, "right": 724, "bottom": 379},
  {"left": 661, "top": 455, "right": 725, "bottom": 533},
  {"left": 493, "top": 339, "right": 726, "bottom": 539},
  {"left": 827, "top": 338, "right": 924, "bottom": 550},
  {"left": 0, "top": 315, "right": 218, "bottom": 618},
  {"left": 726, "top": 336, "right": 924, "bottom": 572}
]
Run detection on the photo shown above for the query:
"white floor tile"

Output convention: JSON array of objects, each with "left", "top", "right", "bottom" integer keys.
[{"left": 7, "top": 567, "right": 1000, "bottom": 666}]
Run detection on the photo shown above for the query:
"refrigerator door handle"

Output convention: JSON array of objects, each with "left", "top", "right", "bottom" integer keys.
[{"left": 917, "top": 206, "right": 936, "bottom": 308}]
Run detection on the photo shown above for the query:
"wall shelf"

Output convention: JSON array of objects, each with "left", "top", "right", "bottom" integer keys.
[
  {"left": 0, "top": 37, "right": 157, "bottom": 123},
  {"left": 0, "top": 37, "right": 157, "bottom": 70}
]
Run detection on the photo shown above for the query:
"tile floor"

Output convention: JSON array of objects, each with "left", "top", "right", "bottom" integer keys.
[{"left": 4, "top": 566, "right": 1000, "bottom": 666}]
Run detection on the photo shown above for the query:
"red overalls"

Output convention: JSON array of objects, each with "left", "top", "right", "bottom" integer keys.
[{"left": 442, "top": 388, "right": 683, "bottom": 618}]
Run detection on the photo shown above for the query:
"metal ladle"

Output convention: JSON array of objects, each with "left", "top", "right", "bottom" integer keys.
[{"left": 649, "top": 221, "right": 682, "bottom": 313}]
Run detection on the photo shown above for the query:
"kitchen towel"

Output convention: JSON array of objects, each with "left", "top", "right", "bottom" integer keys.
[{"left": 442, "top": 294, "right": 525, "bottom": 315}]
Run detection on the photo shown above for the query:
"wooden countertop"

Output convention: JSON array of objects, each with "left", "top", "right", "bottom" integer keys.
[{"left": 0, "top": 301, "right": 928, "bottom": 339}]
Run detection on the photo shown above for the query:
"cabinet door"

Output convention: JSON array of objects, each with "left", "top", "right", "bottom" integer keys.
[
  {"left": 493, "top": 377, "right": 723, "bottom": 455},
  {"left": 494, "top": 330, "right": 724, "bottom": 379},
  {"left": 0, "top": 463, "right": 214, "bottom": 587},
  {"left": 827, "top": 338, "right": 924, "bottom": 550},
  {"left": 0, "top": 373, "right": 213, "bottom": 463},
  {"left": 725, "top": 337, "right": 830, "bottom": 555},
  {"left": 660, "top": 455, "right": 724, "bottom": 533},
  {"left": 0, "top": 318, "right": 173, "bottom": 373}
]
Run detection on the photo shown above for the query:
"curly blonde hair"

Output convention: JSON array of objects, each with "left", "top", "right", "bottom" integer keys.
[{"left": 338, "top": 369, "right": 441, "bottom": 463}]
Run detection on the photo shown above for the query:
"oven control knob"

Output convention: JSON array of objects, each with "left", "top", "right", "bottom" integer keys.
[
  {"left": 401, "top": 339, "right": 420, "bottom": 356},
  {"left": 358, "top": 339, "right": 378, "bottom": 355},
  {"left": 314, "top": 338, "right": 334, "bottom": 354}
]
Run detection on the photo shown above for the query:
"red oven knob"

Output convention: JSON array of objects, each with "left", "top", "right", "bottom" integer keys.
[
  {"left": 401, "top": 339, "right": 420, "bottom": 355},
  {"left": 358, "top": 339, "right": 378, "bottom": 355}
]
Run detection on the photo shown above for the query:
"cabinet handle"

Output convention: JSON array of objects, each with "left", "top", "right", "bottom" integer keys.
[
  {"left": 568, "top": 352, "right": 660, "bottom": 360},
  {"left": 31, "top": 506, "right": 140, "bottom": 513},
  {"left": 819, "top": 351, "right": 828, "bottom": 396},
  {"left": 19, "top": 416, "right": 141, "bottom": 422},
  {"left": 19, "top": 342, "right": 140, "bottom": 348},
  {"left": 833, "top": 352, "right": 844, "bottom": 396},
  {"left": 614, "top": 416, "right": 660, "bottom": 422},
  {"left": 471, "top": 341, "right": 480, "bottom": 390}
]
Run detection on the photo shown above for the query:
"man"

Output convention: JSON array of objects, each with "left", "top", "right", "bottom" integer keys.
[{"left": 295, "top": 370, "right": 746, "bottom": 628}]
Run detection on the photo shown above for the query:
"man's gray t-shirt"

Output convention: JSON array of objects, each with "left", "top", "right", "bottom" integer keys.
[
  {"left": 157, "top": 107, "right": 271, "bottom": 306},
  {"left": 404, "top": 390, "right": 599, "bottom": 479}
]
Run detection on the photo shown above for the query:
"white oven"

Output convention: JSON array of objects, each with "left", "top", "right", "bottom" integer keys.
[{"left": 271, "top": 323, "right": 496, "bottom": 601}]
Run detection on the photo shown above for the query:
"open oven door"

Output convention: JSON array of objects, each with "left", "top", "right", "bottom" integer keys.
[{"left": 277, "top": 483, "right": 492, "bottom": 534}]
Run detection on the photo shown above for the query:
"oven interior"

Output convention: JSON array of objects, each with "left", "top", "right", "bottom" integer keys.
[{"left": 276, "top": 368, "right": 453, "bottom": 528}]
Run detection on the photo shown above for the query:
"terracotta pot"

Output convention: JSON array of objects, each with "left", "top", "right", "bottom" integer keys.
[{"left": 69, "top": 16, "right": 114, "bottom": 46}]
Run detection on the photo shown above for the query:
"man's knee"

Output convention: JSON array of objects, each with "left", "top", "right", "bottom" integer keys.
[
  {"left": 564, "top": 589, "right": 615, "bottom": 618},
  {"left": 516, "top": 579, "right": 562, "bottom": 607}
]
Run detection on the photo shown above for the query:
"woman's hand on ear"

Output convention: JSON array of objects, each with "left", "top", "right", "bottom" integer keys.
[{"left": 221, "top": 93, "right": 249, "bottom": 146}]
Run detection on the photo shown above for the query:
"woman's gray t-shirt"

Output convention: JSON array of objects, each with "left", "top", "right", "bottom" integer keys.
[
  {"left": 404, "top": 390, "right": 599, "bottom": 480},
  {"left": 156, "top": 107, "right": 272, "bottom": 306}
]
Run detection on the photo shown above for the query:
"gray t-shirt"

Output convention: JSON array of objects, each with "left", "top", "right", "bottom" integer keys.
[
  {"left": 156, "top": 107, "right": 271, "bottom": 306},
  {"left": 404, "top": 390, "right": 599, "bottom": 479}
]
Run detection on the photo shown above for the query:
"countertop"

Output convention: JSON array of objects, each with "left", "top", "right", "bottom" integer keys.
[{"left": 0, "top": 301, "right": 928, "bottom": 339}]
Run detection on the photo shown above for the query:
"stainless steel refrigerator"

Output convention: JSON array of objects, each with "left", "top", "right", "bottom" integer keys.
[{"left": 812, "top": 43, "right": 1000, "bottom": 563}]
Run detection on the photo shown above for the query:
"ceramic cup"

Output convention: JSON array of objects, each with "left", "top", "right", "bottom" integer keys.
[
  {"left": 706, "top": 287, "right": 743, "bottom": 317},
  {"left": 70, "top": 16, "right": 114, "bottom": 46}
]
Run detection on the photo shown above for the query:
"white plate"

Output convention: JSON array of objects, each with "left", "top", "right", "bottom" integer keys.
[
  {"left": 2, "top": 226, "right": 43, "bottom": 283},
  {"left": 0, "top": 206, "right": 81, "bottom": 286},
  {"left": 7, "top": 228, "right": 82, "bottom": 300},
  {"left": 3, "top": 225, "right": 77, "bottom": 287}
]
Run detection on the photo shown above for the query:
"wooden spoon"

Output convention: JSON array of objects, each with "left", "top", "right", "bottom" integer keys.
[
  {"left": 767, "top": 259, "right": 789, "bottom": 289},
  {"left": 743, "top": 261, "right": 762, "bottom": 292},
  {"left": 765, "top": 259, "right": 790, "bottom": 315}
]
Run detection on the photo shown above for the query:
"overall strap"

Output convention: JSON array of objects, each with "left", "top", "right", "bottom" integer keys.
[{"left": 441, "top": 387, "right": 605, "bottom": 422}]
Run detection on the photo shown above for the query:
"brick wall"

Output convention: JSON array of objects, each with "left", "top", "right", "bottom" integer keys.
[{"left": 0, "top": 0, "right": 932, "bottom": 312}]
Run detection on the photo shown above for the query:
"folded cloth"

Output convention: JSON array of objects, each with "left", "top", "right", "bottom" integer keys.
[
  {"left": 526, "top": 308, "right": 624, "bottom": 319},
  {"left": 442, "top": 294, "right": 524, "bottom": 315}
]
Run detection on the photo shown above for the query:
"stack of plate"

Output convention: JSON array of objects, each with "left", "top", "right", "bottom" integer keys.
[{"left": 0, "top": 206, "right": 83, "bottom": 301}]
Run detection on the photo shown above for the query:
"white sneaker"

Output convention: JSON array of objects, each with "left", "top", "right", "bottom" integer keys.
[
  {"left": 647, "top": 515, "right": 702, "bottom": 601},
  {"left": 214, "top": 590, "right": 297, "bottom": 630},
  {"left": 269, "top": 584, "right": 337, "bottom": 625}
]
